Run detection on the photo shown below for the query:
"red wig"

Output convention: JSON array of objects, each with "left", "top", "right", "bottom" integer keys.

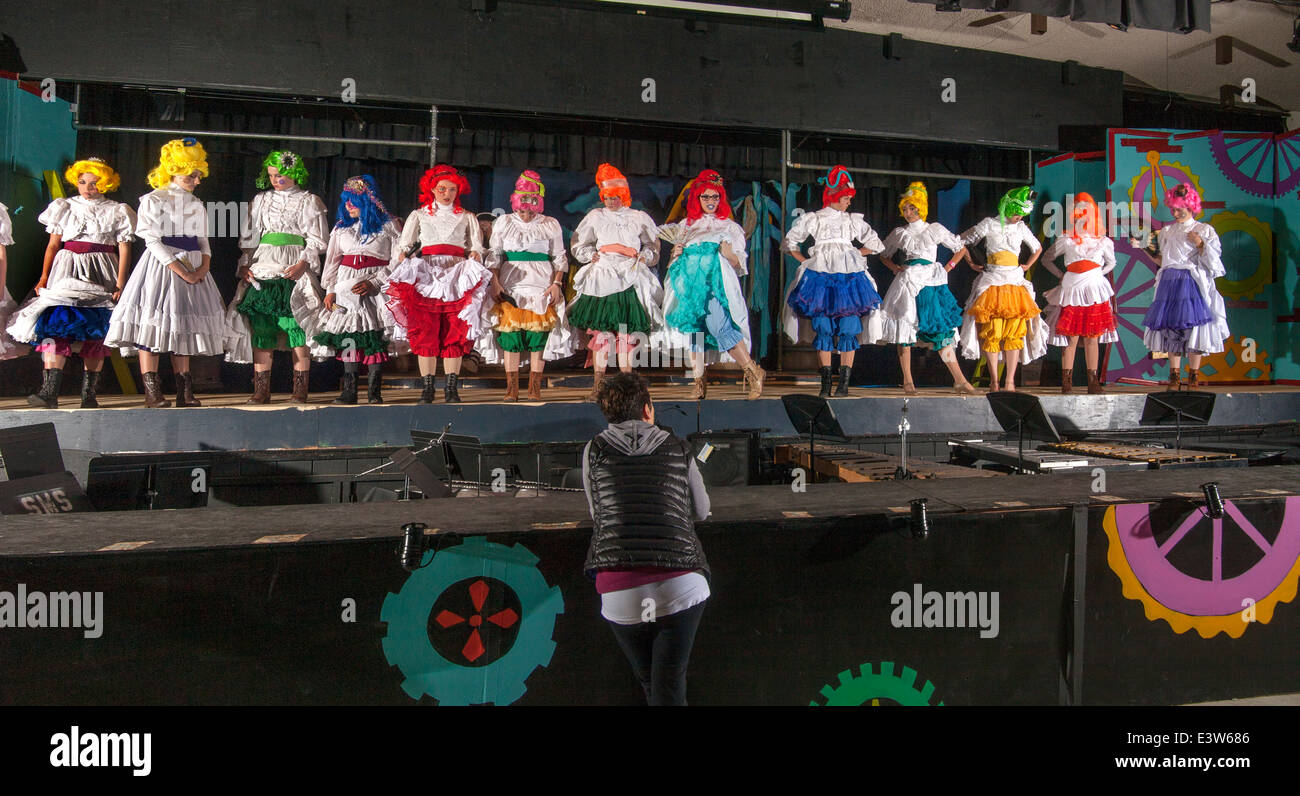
[
  {"left": 1069, "top": 192, "right": 1105, "bottom": 242},
  {"left": 419, "top": 164, "right": 471, "bottom": 213},
  {"left": 820, "top": 165, "right": 856, "bottom": 208},
  {"left": 596, "top": 163, "right": 632, "bottom": 207},
  {"left": 685, "top": 169, "right": 731, "bottom": 225}
]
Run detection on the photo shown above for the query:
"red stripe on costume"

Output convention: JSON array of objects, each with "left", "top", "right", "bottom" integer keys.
[{"left": 421, "top": 244, "right": 467, "bottom": 257}]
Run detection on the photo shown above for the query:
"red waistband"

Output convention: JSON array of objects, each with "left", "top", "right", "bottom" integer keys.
[
  {"left": 1067, "top": 259, "right": 1100, "bottom": 274},
  {"left": 341, "top": 254, "right": 389, "bottom": 269},
  {"left": 422, "top": 244, "right": 466, "bottom": 257},
  {"left": 63, "top": 241, "right": 117, "bottom": 255}
]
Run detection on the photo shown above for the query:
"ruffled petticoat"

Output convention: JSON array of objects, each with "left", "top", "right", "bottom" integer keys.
[
  {"left": 657, "top": 241, "right": 753, "bottom": 356},
  {"left": 1141, "top": 264, "right": 1229, "bottom": 354},
  {"left": 383, "top": 254, "right": 492, "bottom": 357},
  {"left": 781, "top": 243, "right": 884, "bottom": 347},
  {"left": 958, "top": 264, "right": 1048, "bottom": 360},
  {"left": 1042, "top": 267, "right": 1118, "bottom": 346},
  {"left": 105, "top": 249, "right": 227, "bottom": 356},
  {"left": 875, "top": 260, "right": 961, "bottom": 349},
  {"left": 0, "top": 287, "right": 29, "bottom": 360},
  {"left": 313, "top": 262, "right": 401, "bottom": 364},
  {"left": 224, "top": 241, "right": 327, "bottom": 363}
]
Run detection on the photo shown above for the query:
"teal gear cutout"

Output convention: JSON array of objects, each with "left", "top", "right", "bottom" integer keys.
[
  {"left": 809, "top": 661, "right": 944, "bottom": 706},
  {"left": 380, "top": 536, "right": 564, "bottom": 705}
]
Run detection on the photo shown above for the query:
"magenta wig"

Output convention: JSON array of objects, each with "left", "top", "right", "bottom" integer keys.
[
  {"left": 511, "top": 170, "right": 545, "bottom": 214},
  {"left": 1165, "top": 183, "right": 1202, "bottom": 216}
]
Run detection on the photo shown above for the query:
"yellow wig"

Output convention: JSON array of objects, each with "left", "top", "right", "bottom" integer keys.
[
  {"left": 898, "top": 181, "right": 928, "bottom": 220},
  {"left": 64, "top": 158, "right": 121, "bottom": 193},
  {"left": 147, "top": 138, "right": 210, "bottom": 190}
]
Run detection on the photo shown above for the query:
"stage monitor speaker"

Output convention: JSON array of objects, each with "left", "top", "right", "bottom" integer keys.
[
  {"left": 0, "top": 422, "right": 65, "bottom": 481},
  {"left": 0, "top": 471, "right": 95, "bottom": 516},
  {"left": 688, "top": 430, "right": 762, "bottom": 487}
]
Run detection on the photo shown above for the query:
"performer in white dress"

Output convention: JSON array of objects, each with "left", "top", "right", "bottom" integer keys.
[
  {"left": 477, "top": 170, "right": 574, "bottom": 402},
  {"left": 314, "top": 175, "right": 403, "bottom": 404},
  {"left": 10, "top": 159, "right": 135, "bottom": 408},
  {"left": 660, "top": 169, "right": 765, "bottom": 400},
  {"left": 106, "top": 138, "right": 226, "bottom": 407},
  {"left": 1135, "top": 183, "right": 1230, "bottom": 389},
  {"left": 783, "top": 165, "right": 884, "bottom": 398},
  {"left": 957, "top": 186, "right": 1047, "bottom": 393},
  {"left": 568, "top": 163, "right": 664, "bottom": 400},
  {"left": 877, "top": 182, "right": 977, "bottom": 395},
  {"left": 385, "top": 163, "right": 492, "bottom": 404},
  {"left": 1040, "top": 192, "right": 1117, "bottom": 394},
  {"left": 0, "top": 201, "right": 27, "bottom": 362},
  {"left": 226, "top": 150, "right": 330, "bottom": 404}
]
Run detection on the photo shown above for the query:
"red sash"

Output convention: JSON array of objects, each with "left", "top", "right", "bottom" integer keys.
[
  {"left": 1067, "top": 259, "right": 1100, "bottom": 274},
  {"left": 63, "top": 241, "right": 116, "bottom": 255},
  {"left": 422, "top": 244, "right": 467, "bottom": 257},
  {"left": 341, "top": 254, "right": 389, "bottom": 269}
]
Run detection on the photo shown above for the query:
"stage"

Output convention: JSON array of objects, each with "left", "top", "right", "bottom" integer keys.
[{"left": 2, "top": 376, "right": 1297, "bottom": 454}]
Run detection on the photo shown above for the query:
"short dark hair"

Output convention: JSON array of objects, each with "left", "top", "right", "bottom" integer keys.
[{"left": 596, "top": 372, "right": 651, "bottom": 423}]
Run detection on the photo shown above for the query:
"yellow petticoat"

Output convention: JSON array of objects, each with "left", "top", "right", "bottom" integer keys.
[
  {"left": 496, "top": 300, "right": 558, "bottom": 333},
  {"left": 971, "top": 284, "right": 1040, "bottom": 352}
]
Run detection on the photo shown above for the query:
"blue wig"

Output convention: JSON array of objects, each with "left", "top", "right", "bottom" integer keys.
[{"left": 336, "top": 175, "right": 394, "bottom": 241}]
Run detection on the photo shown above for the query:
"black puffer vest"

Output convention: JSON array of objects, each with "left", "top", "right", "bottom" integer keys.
[{"left": 583, "top": 434, "right": 709, "bottom": 578}]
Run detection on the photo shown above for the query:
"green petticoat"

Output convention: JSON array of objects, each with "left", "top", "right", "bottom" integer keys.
[{"left": 566, "top": 286, "right": 652, "bottom": 334}]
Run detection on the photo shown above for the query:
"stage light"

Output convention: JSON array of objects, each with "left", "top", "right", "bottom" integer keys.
[
  {"left": 1288, "top": 19, "right": 1300, "bottom": 55},
  {"left": 1201, "top": 482, "right": 1224, "bottom": 520},
  {"left": 400, "top": 522, "right": 428, "bottom": 571},
  {"left": 910, "top": 498, "right": 930, "bottom": 539}
]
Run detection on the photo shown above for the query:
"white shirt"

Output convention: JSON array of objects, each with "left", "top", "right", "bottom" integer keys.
[
  {"left": 571, "top": 206, "right": 660, "bottom": 269},
  {"left": 321, "top": 219, "right": 403, "bottom": 291},
  {"left": 487, "top": 213, "right": 568, "bottom": 271},
  {"left": 38, "top": 196, "right": 136, "bottom": 244},
  {"left": 880, "top": 220, "right": 963, "bottom": 263},
  {"left": 1041, "top": 235, "right": 1117, "bottom": 277},
  {"left": 398, "top": 203, "right": 484, "bottom": 255},
  {"left": 784, "top": 206, "right": 884, "bottom": 255},
  {"left": 239, "top": 186, "right": 330, "bottom": 266},
  {"left": 1157, "top": 219, "right": 1223, "bottom": 276},
  {"left": 137, "top": 186, "right": 211, "bottom": 263},
  {"left": 960, "top": 217, "right": 1041, "bottom": 257}
]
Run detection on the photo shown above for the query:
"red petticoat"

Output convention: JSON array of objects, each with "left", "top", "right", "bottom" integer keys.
[
  {"left": 386, "top": 282, "right": 474, "bottom": 358},
  {"left": 1056, "top": 301, "right": 1115, "bottom": 338}
]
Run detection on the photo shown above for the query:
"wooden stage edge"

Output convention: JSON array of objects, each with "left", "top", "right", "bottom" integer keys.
[
  {"left": 3, "top": 381, "right": 1299, "bottom": 410},
  {"left": 1, "top": 464, "right": 1297, "bottom": 559}
]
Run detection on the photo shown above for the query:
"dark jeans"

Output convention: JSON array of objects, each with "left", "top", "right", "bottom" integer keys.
[{"left": 606, "top": 601, "right": 706, "bottom": 706}]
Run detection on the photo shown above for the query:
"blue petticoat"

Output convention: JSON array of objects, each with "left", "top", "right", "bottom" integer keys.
[
  {"left": 912, "top": 284, "right": 963, "bottom": 349},
  {"left": 31, "top": 306, "right": 112, "bottom": 344},
  {"left": 666, "top": 241, "right": 742, "bottom": 350},
  {"left": 1143, "top": 269, "right": 1212, "bottom": 331},
  {"left": 788, "top": 269, "right": 881, "bottom": 319}
]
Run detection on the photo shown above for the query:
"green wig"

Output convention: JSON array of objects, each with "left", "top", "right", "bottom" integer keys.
[
  {"left": 998, "top": 186, "right": 1036, "bottom": 223},
  {"left": 256, "top": 150, "right": 309, "bottom": 189}
]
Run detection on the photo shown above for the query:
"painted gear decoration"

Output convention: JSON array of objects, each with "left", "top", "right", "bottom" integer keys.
[
  {"left": 1128, "top": 158, "right": 1203, "bottom": 224},
  {"left": 1209, "top": 210, "right": 1272, "bottom": 301},
  {"left": 1102, "top": 498, "right": 1300, "bottom": 639},
  {"left": 1198, "top": 335, "right": 1271, "bottom": 382},
  {"left": 810, "top": 661, "right": 944, "bottom": 706},
  {"left": 381, "top": 535, "right": 564, "bottom": 705},
  {"left": 1207, "top": 131, "right": 1300, "bottom": 198}
]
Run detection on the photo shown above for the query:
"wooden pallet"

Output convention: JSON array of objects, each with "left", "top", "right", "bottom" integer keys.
[
  {"left": 1043, "top": 441, "right": 1240, "bottom": 464},
  {"left": 774, "top": 444, "right": 1003, "bottom": 483}
]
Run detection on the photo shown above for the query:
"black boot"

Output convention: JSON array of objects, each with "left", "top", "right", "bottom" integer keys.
[
  {"left": 835, "top": 365, "right": 852, "bottom": 397},
  {"left": 817, "top": 366, "right": 833, "bottom": 398},
  {"left": 80, "top": 369, "right": 102, "bottom": 409},
  {"left": 28, "top": 368, "right": 63, "bottom": 409},
  {"left": 367, "top": 365, "right": 384, "bottom": 404},
  {"left": 418, "top": 374, "right": 437, "bottom": 404},
  {"left": 334, "top": 372, "right": 358, "bottom": 404},
  {"left": 444, "top": 372, "right": 462, "bottom": 403}
]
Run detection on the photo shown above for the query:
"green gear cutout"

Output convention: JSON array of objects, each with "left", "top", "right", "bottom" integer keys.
[
  {"left": 809, "top": 661, "right": 944, "bottom": 706},
  {"left": 380, "top": 536, "right": 564, "bottom": 705}
]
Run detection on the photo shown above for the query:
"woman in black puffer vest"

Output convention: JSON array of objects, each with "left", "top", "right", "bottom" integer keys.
[{"left": 582, "top": 372, "right": 711, "bottom": 706}]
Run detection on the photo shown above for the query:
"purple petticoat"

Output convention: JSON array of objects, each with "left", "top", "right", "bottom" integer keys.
[
  {"left": 788, "top": 270, "right": 881, "bottom": 319},
  {"left": 1143, "top": 269, "right": 1212, "bottom": 331}
]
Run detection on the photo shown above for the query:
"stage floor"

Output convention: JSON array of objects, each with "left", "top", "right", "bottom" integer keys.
[{"left": 2, "top": 378, "right": 1297, "bottom": 455}]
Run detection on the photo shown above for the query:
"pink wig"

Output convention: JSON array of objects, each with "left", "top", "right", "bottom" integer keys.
[
  {"left": 1165, "top": 183, "right": 1202, "bottom": 216},
  {"left": 511, "top": 170, "right": 545, "bottom": 214}
]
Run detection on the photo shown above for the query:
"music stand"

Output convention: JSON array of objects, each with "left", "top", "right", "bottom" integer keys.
[
  {"left": 0, "top": 422, "right": 65, "bottom": 481},
  {"left": 1139, "top": 391, "right": 1215, "bottom": 461},
  {"left": 987, "top": 393, "right": 1062, "bottom": 474},
  {"left": 411, "top": 430, "right": 486, "bottom": 494},
  {"left": 781, "top": 394, "right": 847, "bottom": 484}
]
